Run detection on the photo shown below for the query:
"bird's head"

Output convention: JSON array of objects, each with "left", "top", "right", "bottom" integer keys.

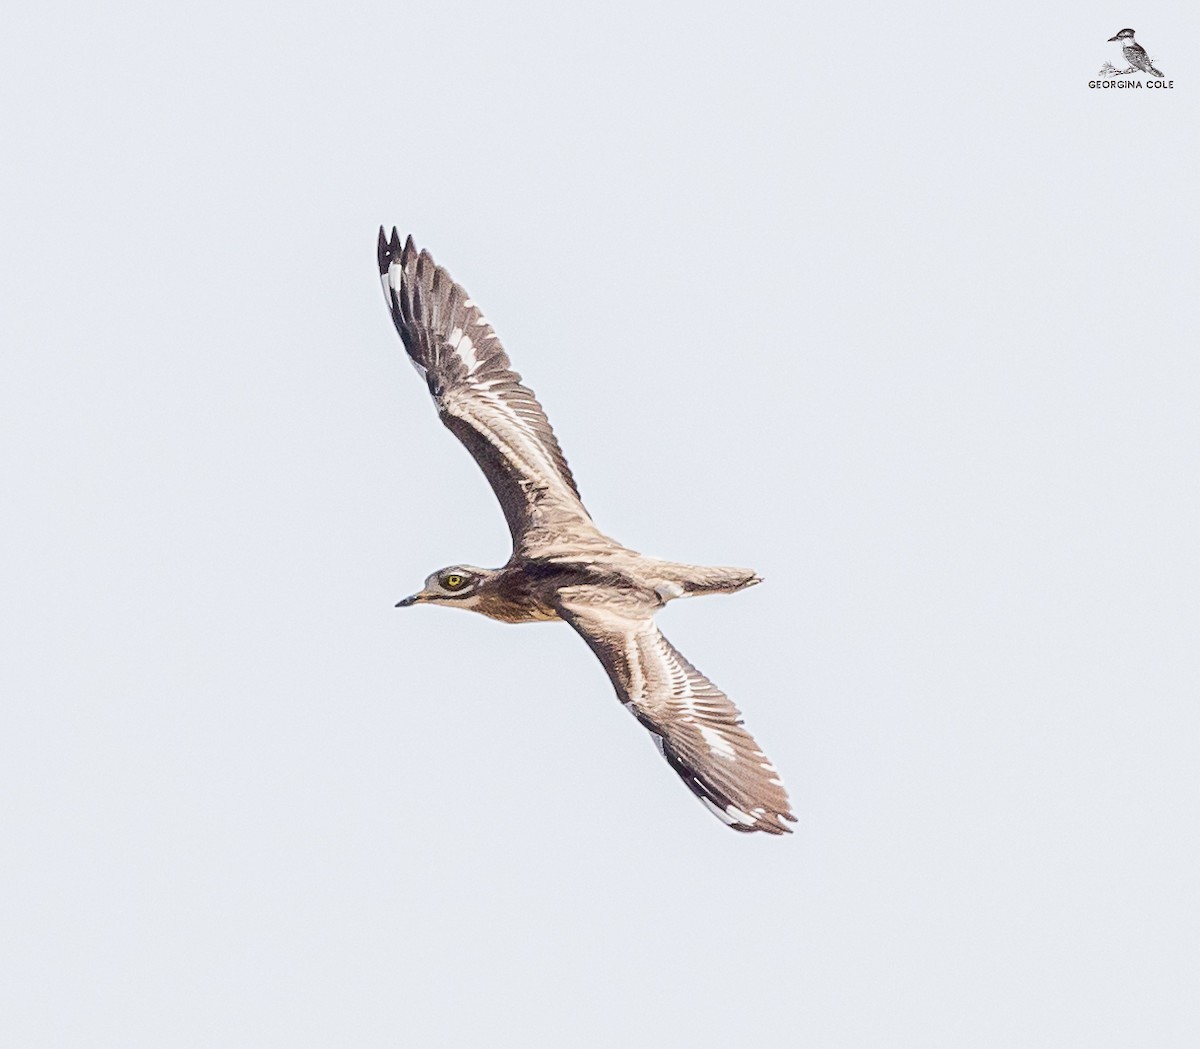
[
  {"left": 1108, "top": 28, "right": 1136, "bottom": 41},
  {"left": 396, "top": 565, "right": 493, "bottom": 609}
]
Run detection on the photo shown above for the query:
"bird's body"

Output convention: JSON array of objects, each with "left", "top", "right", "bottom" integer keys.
[
  {"left": 437, "top": 555, "right": 761, "bottom": 625},
  {"left": 1108, "top": 28, "right": 1164, "bottom": 77},
  {"left": 377, "top": 229, "right": 795, "bottom": 834}
]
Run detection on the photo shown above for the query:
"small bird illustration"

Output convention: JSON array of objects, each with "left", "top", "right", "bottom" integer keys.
[
  {"left": 1107, "top": 28, "right": 1164, "bottom": 77},
  {"left": 377, "top": 229, "right": 796, "bottom": 834}
]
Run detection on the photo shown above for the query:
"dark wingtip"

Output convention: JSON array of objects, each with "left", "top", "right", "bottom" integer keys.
[
  {"left": 415, "top": 248, "right": 434, "bottom": 284},
  {"left": 377, "top": 226, "right": 389, "bottom": 273},
  {"left": 743, "top": 812, "right": 795, "bottom": 836}
]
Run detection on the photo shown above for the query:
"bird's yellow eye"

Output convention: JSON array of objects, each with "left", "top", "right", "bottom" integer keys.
[{"left": 444, "top": 574, "right": 465, "bottom": 589}]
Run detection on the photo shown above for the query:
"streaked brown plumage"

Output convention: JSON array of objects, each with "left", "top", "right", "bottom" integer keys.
[{"left": 378, "top": 229, "right": 795, "bottom": 834}]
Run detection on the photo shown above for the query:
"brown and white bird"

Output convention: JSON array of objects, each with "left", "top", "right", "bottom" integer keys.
[
  {"left": 1107, "top": 28, "right": 1164, "bottom": 77},
  {"left": 377, "top": 229, "right": 795, "bottom": 834}
]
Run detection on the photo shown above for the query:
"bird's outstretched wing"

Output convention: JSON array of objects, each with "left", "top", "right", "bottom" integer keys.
[
  {"left": 378, "top": 229, "right": 601, "bottom": 556},
  {"left": 555, "top": 591, "right": 796, "bottom": 834}
]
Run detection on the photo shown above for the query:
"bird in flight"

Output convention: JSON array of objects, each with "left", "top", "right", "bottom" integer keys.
[{"left": 377, "top": 229, "right": 796, "bottom": 834}]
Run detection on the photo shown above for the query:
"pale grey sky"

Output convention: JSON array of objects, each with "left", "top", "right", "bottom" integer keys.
[{"left": 2, "top": 1, "right": 1199, "bottom": 1046}]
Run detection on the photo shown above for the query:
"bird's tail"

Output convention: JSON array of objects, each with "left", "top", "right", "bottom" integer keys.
[
  {"left": 1149, "top": 64, "right": 1164, "bottom": 77},
  {"left": 650, "top": 561, "right": 763, "bottom": 598}
]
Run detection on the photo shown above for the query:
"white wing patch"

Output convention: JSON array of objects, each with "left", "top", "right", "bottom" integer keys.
[
  {"left": 624, "top": 636, "right": 647, "bottom": 704},
  {"left": 700, "top": 797, "right": 763, "bottom": 828},
  {"left": 447, "top": 327, "right": 482, "bottom": 376},
  {"left": 698, "top": 724, "right": 737, "bottom": 761},
  {"left": 384, "top": 262, "right": 404, "bottom": 302}
]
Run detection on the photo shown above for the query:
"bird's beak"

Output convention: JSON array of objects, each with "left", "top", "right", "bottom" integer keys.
[
  {"left": 395, "top": 592, "right": 424, "bottom": 607},
  {"left": 1107, "top": 33, "right": 1120, "bottom": 41}
]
